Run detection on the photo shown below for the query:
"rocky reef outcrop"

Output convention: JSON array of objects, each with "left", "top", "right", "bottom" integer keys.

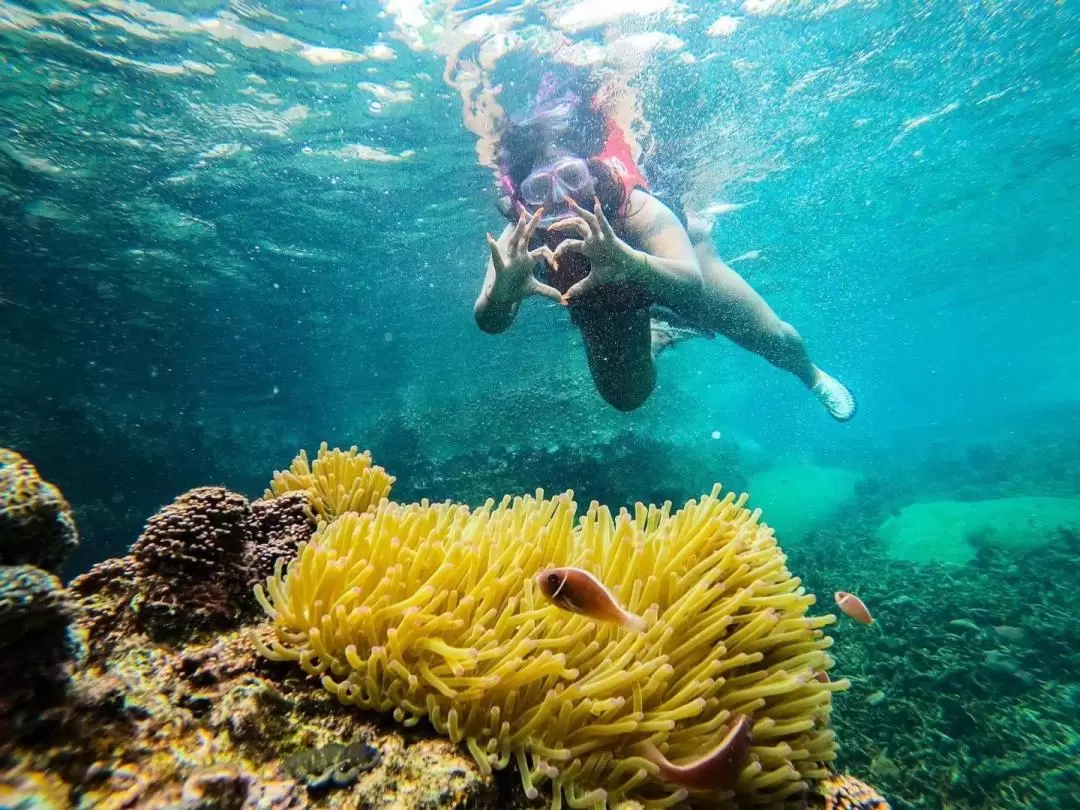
[
  {"left": 0, "top": 450, "right": 82, "bottom": 714},
  {"left": 0, "top": 448, "right": 79, "bottom": 571}
]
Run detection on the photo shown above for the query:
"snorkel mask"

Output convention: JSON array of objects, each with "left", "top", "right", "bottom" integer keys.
[{"left": 518, "top": 156, "right": 595, "bottom": 227}]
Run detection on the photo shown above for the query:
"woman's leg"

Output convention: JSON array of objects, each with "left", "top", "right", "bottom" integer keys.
[
  {"left": 683, "top": 215, "right": 856, "bottom": 420},
  {"left": 574, "top": 306, "right": 656, "bottom": 411},
  {"left": 696, "top": 251, "right": 818, "bottom": 385}
]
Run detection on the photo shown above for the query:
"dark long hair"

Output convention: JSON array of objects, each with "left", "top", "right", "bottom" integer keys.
[{"left": 495, "top": 76, "right": 627, "bottom": 225}]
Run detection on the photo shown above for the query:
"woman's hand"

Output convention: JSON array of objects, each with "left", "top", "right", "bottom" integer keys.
[
  {"left": 485, "top": 208, "right": 563, "bottom": 305},
  {"left": 548, "top": 197, "right": 639, "bottom": 304}
]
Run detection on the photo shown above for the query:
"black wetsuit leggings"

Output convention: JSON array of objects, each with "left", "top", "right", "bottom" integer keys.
[{"left": 571, "top": 304, "right": 656, "bottom": 412}]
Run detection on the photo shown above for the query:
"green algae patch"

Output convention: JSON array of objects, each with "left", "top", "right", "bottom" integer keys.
[
  {"left": 876, "top": 497, "right": 1080, "bottom": 564},
  {"left": 748, "top": 461, "right": 863, "bottom": 543}
]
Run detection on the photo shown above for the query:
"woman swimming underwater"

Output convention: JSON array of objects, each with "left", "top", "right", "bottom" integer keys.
[{"left": 474, "top": 76, "right": 856, "bottom": 420}]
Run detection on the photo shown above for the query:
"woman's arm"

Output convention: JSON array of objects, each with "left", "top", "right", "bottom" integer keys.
[
  {"left": 552, "top": 194, "right": 703, "bottom": 308},
  {"left": 474, "top": 213, "right": 563, "bottom": 333},
  {"left": 620, "top": 191, "right": 704, "bottom": 306},
  {"left": 475, "top": 223, "right": 520, "bottom": 334}
]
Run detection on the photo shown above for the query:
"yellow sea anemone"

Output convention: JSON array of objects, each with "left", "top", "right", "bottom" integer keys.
[
  {"left": 264, "top": 442, "right": 395, "bottom": 522},
  {"left": 253, "top": 484, "right": 847, "bottom": 809}
]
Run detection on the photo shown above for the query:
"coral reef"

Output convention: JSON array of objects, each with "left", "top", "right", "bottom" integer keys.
[
  {"left": 3, "top": 443, "right": 888, "bottom": 810},
  {"left": 255, "top": 484, "right": 848, "bottom": 809},
  {"left": 129, "top": 487, "right": 253, "bottom": 638},
  {"left": 265, "top": 443, "right": 396, "bottom": 522},
  {"left": 0, "top": 447, "right": 78, "bottom": 571},
  {"left": 794, "top": 506, "right": 1080, "bottom": 810},
  {"left": 0, "top": 564, "right": 79, "bottom": 699},
  {"left": 4, "top": 405, "right": 1078, "bottom": 810},
  {"left": 245, "top": 492, "right": 317, "bottom": 585}
]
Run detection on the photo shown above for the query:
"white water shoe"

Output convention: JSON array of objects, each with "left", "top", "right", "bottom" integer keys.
[
  {"left": 811, "top": 368, "right": 857, "bottom": 422},
  {"left": 650, "top": 319, "right": 707, "bottom": 358}
]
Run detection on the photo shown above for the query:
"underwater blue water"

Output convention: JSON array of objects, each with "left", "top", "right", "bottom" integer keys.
[
  {"left": 0, "top": 0, "right": 1077, "bottom": 575},
  {"left": 2, "top": 2, "right": 1080, "bottom": 807}
]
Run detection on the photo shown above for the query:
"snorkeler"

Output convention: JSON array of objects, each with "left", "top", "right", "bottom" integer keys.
[{"left": 473, "top": 76, "right": 857, "bottom": 420}]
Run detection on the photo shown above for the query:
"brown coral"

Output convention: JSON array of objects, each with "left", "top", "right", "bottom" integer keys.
[
  {"left": 130, "top": 487, "right": 252, "bottom": 639},
  {"left": 244, "top": 492, "right": 316, "bottom": 586},
  {"left": 72, "top": 488, "right": 313, "bottom": 648},
  {"left": 0, "top": 448, "right": 79, "bottom": 571}
]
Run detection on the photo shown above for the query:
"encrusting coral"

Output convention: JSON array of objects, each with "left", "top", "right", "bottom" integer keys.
[
  {"left": 130, "top": 486, "right": 252, "bottom": 638},
  {"left": 0, "top": 447, "right": 79, "bottom": 571},
  {"left": 254, "top": 483, "right": 848, "bottom": 809},
  {"left": 265, "top": 442, "right": 395, "bottom": 523},
  {"left": 245, "top": 492, "right": 317, "bottom": 585}
]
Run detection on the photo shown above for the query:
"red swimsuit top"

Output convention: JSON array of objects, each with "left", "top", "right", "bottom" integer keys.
[{"left": 595, "top": 118, "right": 651, "bottom": 208}]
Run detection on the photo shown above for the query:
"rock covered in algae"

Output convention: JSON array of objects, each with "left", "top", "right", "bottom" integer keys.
[
  {"left": 0, "top": 447, "right": 78, "bottom": 571},
  {"left": 0, "top": 563, "right": 79, "bottom": 696}
]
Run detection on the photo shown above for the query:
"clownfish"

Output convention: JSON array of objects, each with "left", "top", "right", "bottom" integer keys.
[
  {"left": 639, "top": 714, "right": 754, "bottom": 791},
  {"left": 534, "top": 567, "right": 647, "bottom": 633},
  {"left": 835, "top": 591, "right": 874, "bottom": 625}
]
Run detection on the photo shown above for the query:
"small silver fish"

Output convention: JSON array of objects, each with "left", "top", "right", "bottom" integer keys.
[{"left": 534, "top": 567, "right": 647, "bottom": 633}]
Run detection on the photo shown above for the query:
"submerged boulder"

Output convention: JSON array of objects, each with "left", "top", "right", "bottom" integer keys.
[{"left": 0, "top": 448, "right": 78, "bottom": 571}]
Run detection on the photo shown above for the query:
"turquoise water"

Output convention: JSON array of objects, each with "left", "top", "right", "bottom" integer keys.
[{"left": 1, "top": 1, "right": 1079, "bottom": 806}]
